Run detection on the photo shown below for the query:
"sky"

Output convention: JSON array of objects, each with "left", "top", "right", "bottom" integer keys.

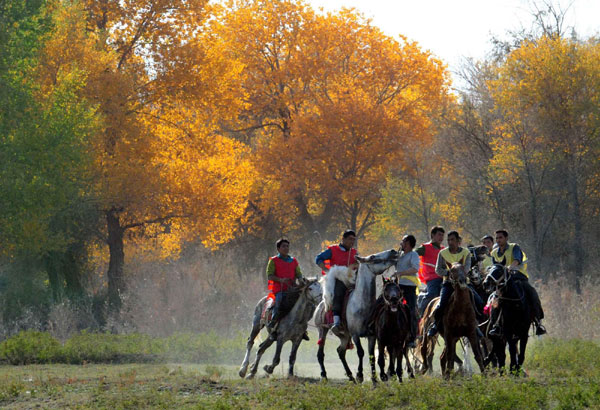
[{"left": 306, "top": 0, "right": 600, "bottom": 88}]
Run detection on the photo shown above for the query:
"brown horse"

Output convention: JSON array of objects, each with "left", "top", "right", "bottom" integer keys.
[
  {"left": 416, "top": 296, "right": 439, "bottom": 374},
  {"left": 439, "top": 263, "right": 485, "bottom": 378}
]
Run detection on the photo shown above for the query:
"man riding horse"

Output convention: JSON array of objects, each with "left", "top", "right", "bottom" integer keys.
[
  {"left": 266, "top": 238, "right": 309, "bottom": 340},
  {"left": 416, "top": 226, "right": 445, "bottom": 316},
  {"left": 427, "top": 230, "right": 484, "bottom": 337},
  {"left": 392, "top": 234, "right": 420, "bottom": 348},
  {"left": 488, "top": 229, "right": 546, "bottom": 336},
  {"left": 315, "top": 230, "right": 359, "bottom": 332},
  {"left": 480, "top": 234, "right": 494, "bottom": 272}
]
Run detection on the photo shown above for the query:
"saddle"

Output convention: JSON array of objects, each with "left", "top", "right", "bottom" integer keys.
[{"left": 261, "top": 298, "right": 274, "bottom": 323}]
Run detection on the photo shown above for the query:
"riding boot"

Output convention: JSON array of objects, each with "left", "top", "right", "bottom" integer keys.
[
  {"left": 302, "top": 331, "right": 310, "bottom": 341},
  {"left": 534, "top": 318, "right": 547, "bottom": 336},
  {"left": 427, "top": 305, "right": 443, "bottom": 337},
  {"left": 488, "top": 309, "right": 503, "bottom": 337},
  {"left": 331, "top": 315, "right": 341, "bottom": 332}
]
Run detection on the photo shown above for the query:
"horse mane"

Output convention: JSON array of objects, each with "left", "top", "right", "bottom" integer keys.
[{"left": 323, "top": 265, "right": 356, "bottom": 311}]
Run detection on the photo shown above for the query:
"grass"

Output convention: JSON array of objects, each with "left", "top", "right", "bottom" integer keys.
[{"left": 0, "top": 337, "right": 598, "bottom": 408}]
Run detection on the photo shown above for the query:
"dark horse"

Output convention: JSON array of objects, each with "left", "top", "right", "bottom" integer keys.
[
  {"left": 368, "top": 278, "right": 413, "bottom": 384},
  {"left": 438, "top": 263, "right": 485, "bottom": 378},
  {"left": 483, "top": 264, "right": 532, "bottom": 374}
]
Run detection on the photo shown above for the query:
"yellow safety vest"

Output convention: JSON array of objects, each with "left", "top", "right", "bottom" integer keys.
[
  {"left": 491, "top": 243, "right": 528, "bottom": 277},
  {"left": 481, "top": 255, "right": 493, "bottom": 271},
  {"left": 439, "top": 247, "right": 470, "bottom": 267}
]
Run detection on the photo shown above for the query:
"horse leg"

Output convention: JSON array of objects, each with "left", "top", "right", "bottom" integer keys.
[
  {"left": 377, "top": 342, "right": 388, "bottom": 382},
  {"left": 420, "top": 334, "right": 430, "bottom": 374},
  {"left": 427, "top": 335, "right": 436, "bottom": 374},
  {"left": 354, "top": 335, "right": 365, "bottom": 383},
  {"left": 337, "top": 337, "right": 355, "bottom": 383},
  {"left": 446, "top": 338, "right": 456, "bottom": 379},
  {"left": 387, "top": 347, "right": 395, "bottom": 379},
  {"left": 518, "top": 336, "right": 528, "bottom": 376},
  {"left": 468, "top": 333, "right": 486, "bottom": 375},
  {"left": 404, "top": 345, "right": 415, "bottom": 379},
  {"left": 239, "top": 318, "right": 261, "bottom": 378},
  {"left": 317, "top": 327, "right": 329, "bottom": 380},
  {"left": 246, "top": 337, "right": 275, "bottom": 379},
  {"left": 264, "top": 338, "right": 284, "bottom": 375},
  {"left": 394, "top": 347, "right": 403, "bottom": 383},
  {"left": 368, "top": 336, "right": 377, "bottom": 385},
  {"left": 508, "top": 338, "right": 519, "bottom": 374},
  {"left": 440, "top": 345, "right": 447, "bottom": 376},
  {"left": 287, "top": 339, "right": 302, "bottom": 378},
  {"left": 495, "top": 338, "right": 506, "bottom": 375}
]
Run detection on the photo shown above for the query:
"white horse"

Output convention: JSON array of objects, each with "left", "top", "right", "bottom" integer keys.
[
  {"left": 239, "top": 278, "right": 322, "bottom": 379},
  {"left": 313, "top": 248, "right": 399, "bottom": 382}
]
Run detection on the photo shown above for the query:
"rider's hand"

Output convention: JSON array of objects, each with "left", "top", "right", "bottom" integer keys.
[{"left": 281, "top": 278, "right": 293, "bottom": 285}]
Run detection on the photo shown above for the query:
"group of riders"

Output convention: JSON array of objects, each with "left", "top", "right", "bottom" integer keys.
[{"left": 265, "top": 226, "right": 546, "bottom": 346}]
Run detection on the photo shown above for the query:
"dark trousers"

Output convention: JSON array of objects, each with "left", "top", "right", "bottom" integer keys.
[
  {"left": 400, "top": 285, "right": 418, "bottom": 341},
  {"left": 333, "top": 279, "right": 347, "bottom": 317},
  {"left": 418, "top": 277, "right": 442, "bottom": 316},
  {"left": 512, "top": 272, "right": 544, "bottom": 320},
  {"left": 269, "top": 291, "right": 284, "bottom": 325}
]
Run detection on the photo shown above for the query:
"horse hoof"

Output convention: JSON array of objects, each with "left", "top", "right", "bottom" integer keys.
[
  {"left": 238, "top": 368, "right": 247, "bottom": 378},
  {"left": 356, "top": 373, "right": 363, "bottom": 383},
  {"left": 245, "top": 373, "right": 255, "bottom": 380},
  {"left": 348, "top": 375, "right": 356, "bottom": 384},
  {"left": 409, "top": 373, "right": 415, "bottom": 379},
  {"left": 320, "top": 376, "right": 328, "bottom": 383},
  {"left": 263, "top": 365, "right": 274, "bottom": 374},
  {"left": 380, "top": 373, "right": 388, "bottom": 382},
  {"left": 398, "top": 377, "right": 403, "bottom": 383}
]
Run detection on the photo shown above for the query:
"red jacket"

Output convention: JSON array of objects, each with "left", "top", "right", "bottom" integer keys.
[
  {"left": 267, "top": 256, "right": 298, "bottom": 300},
  {"left": 418, "top": 242, "right": 443, "bottom": 283},
  {"left": 321, "top": 245, "right": 357, "bottom": 275}
]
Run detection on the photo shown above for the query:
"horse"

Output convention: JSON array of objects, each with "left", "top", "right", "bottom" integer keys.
[
  {"left": 368, "top": 278, "right": 413, "bottom": 383},
  {"left": 482, "top": 264, "right": 533, "bottom": 374},
  {"left": 438, "top": 262, "right": 486, "bottom": 378},
  {"left": 313, "top": 248, "right": 399, "bottom": 383},
  {"left": 239, "top": 278, "right": 322, "bottom": 379},
  {"left": 416, "top": 295, "right": 438, "bottom": 374}
]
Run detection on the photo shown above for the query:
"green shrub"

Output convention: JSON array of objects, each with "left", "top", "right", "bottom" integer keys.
[
  {"left": 61, "top": 331, "right": 163, "bottom": 364},
  {"left": 527, "top": 338, "right": 600, "bottom": 377},
  {"left": 0, "top": 330, "right": 61, "bottom": 364}
]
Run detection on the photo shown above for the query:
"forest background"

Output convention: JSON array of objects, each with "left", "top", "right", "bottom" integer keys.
[{"left": 1, "top": 0, "right": 599, "bottom": 341}]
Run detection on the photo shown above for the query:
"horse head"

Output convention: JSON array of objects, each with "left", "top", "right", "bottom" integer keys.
[
  {"left": 300, "top": 277, "right": 323, "bottom": 305},
  {"left": 355, "top": 249, "right": 399, "bottom": 275},
  {"left": 447, "top": 262, "right": 467, "bottom": 289},
  {"left": 382, "top": 278, "right": 403, "bottom": 312},
  {"left": 467, "top": 265, "right": 484, "bottom": 287},
  {"left": 483, "top": 264, "right": 508, "bottom": 293}
]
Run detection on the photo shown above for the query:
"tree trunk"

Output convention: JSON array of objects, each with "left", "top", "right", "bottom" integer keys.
[
  {"left": 106, "top": 208, "right": 125, "bottom": 313},
  {"left": 567, "top": 166, "right": 584, "bottom": 294}
]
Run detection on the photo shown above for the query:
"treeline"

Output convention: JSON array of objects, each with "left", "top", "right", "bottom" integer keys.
[{"left": 0, "top": 0, "right": 598, "bottom": 333}]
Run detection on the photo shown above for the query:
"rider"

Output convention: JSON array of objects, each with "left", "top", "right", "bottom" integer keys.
[
  {"left": 489, "top": 229, "right": 546, "bottom": 336},
  {"left": 427, "top": 230, "right": 483, "bottom": 337},
  {"left": 416, "top": 226, "right": 445, "bottom": 316},
  {"left": 392, "top": 234, "right": 420, "bottom": 348},
  {"left": 481, "top": 234, "right": 494, "bottom": 272},
  {"left": 315, "top": 230, "right": 358, "bottom": 332},
  {"left": 266, "top": 238, "right": 307, "bottom": 339}
]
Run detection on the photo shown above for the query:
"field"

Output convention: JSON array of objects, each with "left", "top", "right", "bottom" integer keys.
[{"left": 1, "top": 336, "right": 599, "bottom": 409}]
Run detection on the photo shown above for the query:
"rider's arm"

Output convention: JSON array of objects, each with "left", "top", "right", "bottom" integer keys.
[
  {"left": 315, "top": 248, "right": 332, "bottom": 271},
  {"left": 295, "top": 264, "right": 302, "bottom": 278},
  {"left": 414, "top": 245, "right": 425, "bottom": 257},
  {"left": 395, "top": 253, "right": 419, "bottom": 277},
  {"left": 435, "top": 252, "right": 448, "bottom": 277},
  {"left": 511, "top": 245, "right": 524, "bottom": 269}
]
